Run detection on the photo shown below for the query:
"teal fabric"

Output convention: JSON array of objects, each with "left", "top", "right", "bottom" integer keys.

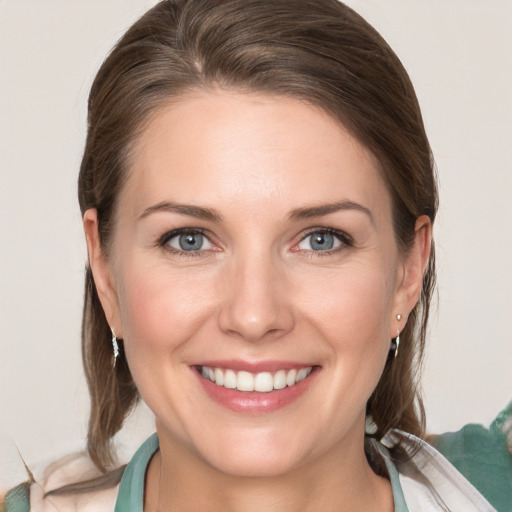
[
  {"left": 4, "top": 403, "right": 510, "bottom": 511},
  {"left": 431, "top": 401, "right": 512, "bottom": 512},
  {"left": 115, "top": 433, "right": 159, "bottom": 512},
  {"left": 379, "top": 444, "right": 409, "bottom": 512},
  {"left": 114, "top": 433, "right": 409, "bottom": 511},
  {"left": 2, "top": 482, "right": 30, "bottom": 512}
]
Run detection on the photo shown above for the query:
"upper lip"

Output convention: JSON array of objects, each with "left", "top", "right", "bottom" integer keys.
[{"left": 194, "top": 360, "right": 317, "bottom": 373}]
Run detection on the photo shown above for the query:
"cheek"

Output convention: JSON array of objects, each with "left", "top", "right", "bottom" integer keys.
[
  {"left": 115, "top": 260, "right": 216, "bottom": 357},
  {"left": 299, "top": 263, "right": 394, "bottom": 342},
  {"left": 296, "top": 262, "right": 395, "bottom": 389},
  {"left": 113, "top": 260, "right": 220, "bottom": 424}
]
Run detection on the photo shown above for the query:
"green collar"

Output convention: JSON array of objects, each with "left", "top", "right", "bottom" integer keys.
[
  {"left": 114, "top": 433, "right": 407, "bottom": 511},
  {"left": 376, "top": 442, "right": 409, "bottom": 512},
  {"left": 115, "top": 433, "right": 159, "bottom": 512}
]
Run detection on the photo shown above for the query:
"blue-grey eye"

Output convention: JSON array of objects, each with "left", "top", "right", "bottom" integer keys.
[
  {"left": 179, "top": 233, "right": 203, "bottom": 251},
  {"left": 166, "top": 231, "right": 213, "bottom": 252},
  {"left": 298, "top": 231, "right": 342, "bottom": 251}
]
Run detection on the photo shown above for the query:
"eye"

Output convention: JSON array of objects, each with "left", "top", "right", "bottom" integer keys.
[
  {"left": 161, "top": 229, "right": 214, "bottom": 253},
  {"left": 296, "top": 229, "right": 349, "bottom": 252}
]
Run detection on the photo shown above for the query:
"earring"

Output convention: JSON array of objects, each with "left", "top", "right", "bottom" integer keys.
[
  {"left": 391, "top": 329, "right": 400, "bottom": 359},
  {"left": 365, "top": 415, "right": 378, "bottom": 435},
  {"left": 396, "top": 313, "right": 402, "bottom": 321},
  {"left": 111, "top": 328, "right": 119, "bottom": 368}
]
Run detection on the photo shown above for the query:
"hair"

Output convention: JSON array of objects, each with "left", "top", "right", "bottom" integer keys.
[{"left": 78, "top": 0, "right": 437, "bottom": 472}]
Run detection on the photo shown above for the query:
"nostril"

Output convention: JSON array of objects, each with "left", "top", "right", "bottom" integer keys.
[{"left": 216, "top": 276, "right": 295, "bottom": 342}]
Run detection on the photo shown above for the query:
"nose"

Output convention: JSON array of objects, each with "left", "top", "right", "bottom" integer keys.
[{"left": 217, "top": 253, "right": 295, "bottom": 343}]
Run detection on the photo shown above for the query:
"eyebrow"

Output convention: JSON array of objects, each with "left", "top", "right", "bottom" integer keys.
[
  {"left": 288, "top": 200, "right": 374, "bottom": 224},
  {"left": 138, "top": 199, "right": 373, "bottom": 224},
  {"left": 138, "top": 201, "right": 223, "bottom": 222}
]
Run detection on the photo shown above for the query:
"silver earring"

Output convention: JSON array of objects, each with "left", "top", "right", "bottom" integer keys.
[
  {"left": 393, "top": 329, "right": 400, "bottom": 358},
  {"left": 111, "top": 328, "right": 119, "bottom": 367},
  {"left": 365, "top": 415, "right": 378, "bottom": 435},
  {"left": 396, "top": 313, "right": 402, "bottom": 321}
]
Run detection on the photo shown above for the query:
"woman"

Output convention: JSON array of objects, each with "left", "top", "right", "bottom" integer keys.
[{"left": 2, "top": 0, "right": 509, "bottom": 510}]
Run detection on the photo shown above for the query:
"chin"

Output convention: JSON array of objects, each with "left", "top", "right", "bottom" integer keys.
[
  {"left": 205, "top": 448, "right": 306, "bottom": 478},
  {"left": 189, "top": 425, "right": 317, "bottom": 478}
]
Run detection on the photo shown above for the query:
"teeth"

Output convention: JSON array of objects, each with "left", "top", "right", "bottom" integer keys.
[
  {"left": 273, "top": 370, "right": 287, "bottom": 390},
  {"left": 286, "top": 369, "right": 297, "bottom": 387},
  {"left": 254, "top": 372, "right": 274, "bottom": 392},
  {"left": 224, "top": 369, "right": 237, "bottom": 389},
  {"left": 296, "top": 368, "right": 309, "bottom": 382},
  {"left": 199, "top": 365, "right": 313, "bottom": 392},
  {"left": 237, "top": 371, "right": 254, "bottom": 392},
  {"left": 214, "top": 368, "right": 224, "bottom": 386}
]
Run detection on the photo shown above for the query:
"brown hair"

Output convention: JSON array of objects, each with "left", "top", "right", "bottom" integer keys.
[{"left": 78, "top": 0, "right": 437, "bottom": 471}]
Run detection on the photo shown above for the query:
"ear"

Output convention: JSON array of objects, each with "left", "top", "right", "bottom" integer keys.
[
  {"left": 83, "top": 209, "right": 123, "bottom": 337},
  {"left": 390, "top": 215, "right": 432, "bottom": 336}
]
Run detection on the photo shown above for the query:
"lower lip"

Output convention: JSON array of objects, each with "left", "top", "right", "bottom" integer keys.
[{"left": 194, "top": 367, "right": 319, "bottom": 414}]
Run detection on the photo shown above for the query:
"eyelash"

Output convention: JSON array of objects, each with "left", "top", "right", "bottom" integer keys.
[
  {"left": 158, "top": 228, "right": 213, "bottom": 258},
  {"left": 294, "top": 227, "right": 354, "bottom": 258},
  {"left": 157, "top": 227, "right": 353, "bottom": 257}
]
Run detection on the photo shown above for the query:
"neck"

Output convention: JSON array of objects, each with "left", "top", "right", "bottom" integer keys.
[{"left": 144, "top": 430, "right": 393, "bottom": 512}]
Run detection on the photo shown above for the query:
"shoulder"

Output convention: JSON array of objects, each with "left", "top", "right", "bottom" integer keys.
[
  {"left": 429, "top": 401, "right": 512, "bottom": 512},
  {"left": 2, "top": 452, "right": 119, "bottom": 512},
  {"left": 374, "top": 431, "right": 496, "bottom": 511}
]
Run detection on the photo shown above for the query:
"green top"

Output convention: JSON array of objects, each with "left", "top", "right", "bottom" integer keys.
[
  {"left": 1, "top": 483, "right": 29, "bottom": 512},
  {"left": 113, "top": 433, "right": 409, "bottom": 512},
  {"left": 114, "top": 433, "right": 159, "bottom": 512},
  {"left": 3, "top": 402, "right": 510, "bottom": 511},
  {"left": 429, "top": 401, "right": 512, "bottom": 512}
]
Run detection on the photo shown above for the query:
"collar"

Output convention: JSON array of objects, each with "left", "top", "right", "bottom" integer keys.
[
  {"left": 113, "top": 431, "right": 497, "bottom": 511},
  {"left": 114, "top": 433, "right": 410, "bottom": 512}
]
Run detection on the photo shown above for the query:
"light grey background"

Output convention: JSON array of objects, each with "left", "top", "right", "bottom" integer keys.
[{"left": 1, "top": 0, "right": 511, "bottom": 488}]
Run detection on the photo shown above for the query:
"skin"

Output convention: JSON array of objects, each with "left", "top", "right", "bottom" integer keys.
[{"left": 84, "top": 90, "right": 431, "bottom": 511}]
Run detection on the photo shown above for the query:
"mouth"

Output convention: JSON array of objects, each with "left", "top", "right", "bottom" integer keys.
[
  {"left": 193, "top": 363, "right": 319, "bottom": 413},
  {"left": 198, "top": 365, "right": 313, "bottom": 392}
]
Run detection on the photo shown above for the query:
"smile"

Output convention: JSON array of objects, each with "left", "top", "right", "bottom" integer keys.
[{"left": 199, "top": 365, "right": 313, "bottom": 392}]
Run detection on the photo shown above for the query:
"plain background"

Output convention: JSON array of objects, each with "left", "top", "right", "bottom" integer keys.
[{"left": 1, "top": 0, "right": 511, "bottom": 488}]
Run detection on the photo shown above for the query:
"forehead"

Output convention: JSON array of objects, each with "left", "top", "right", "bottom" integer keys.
[{"left": 121, "top": 90, "right": 391, "bottom": 221}]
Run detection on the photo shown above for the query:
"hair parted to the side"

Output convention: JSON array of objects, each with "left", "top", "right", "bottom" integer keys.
[{"left": 78, "top": 0, "right": 437, "bottom": 472}]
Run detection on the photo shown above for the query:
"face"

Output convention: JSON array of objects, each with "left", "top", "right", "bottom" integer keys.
[{"left": 86, "top": 90, "right": 425, "bottom": 477}]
